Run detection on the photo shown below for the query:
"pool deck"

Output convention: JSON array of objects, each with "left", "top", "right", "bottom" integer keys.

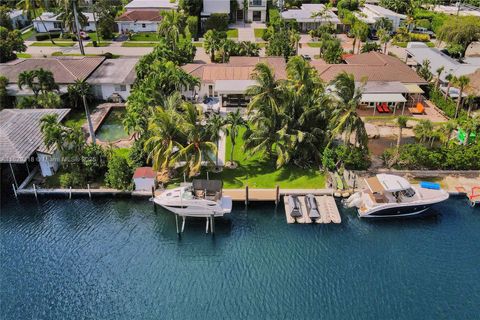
[{"left": 83, "top": 103, "right": 131, "bottom": 145}]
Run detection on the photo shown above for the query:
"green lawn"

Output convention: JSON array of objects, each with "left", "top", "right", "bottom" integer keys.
[
  {"left": 87, "top": 32, "right": 118, "bottom": 42},
  {"left": 64, "top": 108, "right": 87, "bottom": 129},
  {"left": 122, "top": 42, "right": 157, "bottom": 47},
  {"left": 308, "top": 42, "right": 322, "bottom": 48},
  {"left": 130, "top": 32, "right": 158, "bottom": 41},
  {"left": 226, "top": 28, "right": 238, "bottom": 38},
  {"left": 193, "top": 42, "right": 203, "bottom": 47},
  {"left": 85, "top": 41, "right": 111, "bottom": 47},
  {"left": 254, "top": 28, "right": 266, "bottom": 39},
  {"left": 31, "top": 41, "right": 75, "bottom": 47},
  {"left": 16, "top": 53, "right": 32, "bottom": 58},
  {"left": 21, "top": 28, "right": 36, "bottom": 40},
  {"left": 51, "top": 52, "right": 119, "bottom": 58},
  {"left": 204, "top": 127, "right": 326, "bottom": 189}
]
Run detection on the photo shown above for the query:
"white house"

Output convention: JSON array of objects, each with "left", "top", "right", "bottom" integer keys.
[
  {"left": 87, "top": 58, "right": 138, "bottom": 101},
  {"left": 9, "top": 10, "right": 29, "bottom": 29},
  {"left": 281, "top": 4, "right": 341, "bottom": 32},
  {"left": 116, "top": 10, "right": 162, "bottom": 32},
  {"left": 202, "top": 0, "right": 267, "bottom": 23},
  {"left": 124, "top": 0, "right": 178, "bottom": 11},
  {"left": 33, "top": 12, "right": 98, "bottom": 33},
  {"left": 357, "top": 4, "right": 406, "bottom": 30},
  {"left": 133, "top": 167, "right": 157, "bottom": 191},
  {"left": 0, "top": 109, "right": 71, "bottom": 182}
]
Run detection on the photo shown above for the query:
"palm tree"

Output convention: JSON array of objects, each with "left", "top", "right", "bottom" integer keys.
[
  {"left": 330, "top": 72, "right": 368, "bottom": 149},
  {"left": 69, "top": 79, "right": 96, "bottom": 144},
  {"left": 245, "top": 63, "right": 283, "bottom": 157},
  {"left": 204, "top": 30, "right": 225, "bottom": 62},
  {"left": 144, "top": 105, "right": 183, "bottom": 173},
  {"left": 175, "top": 103, "right": 217, "bottom": 177},
  {"left": 352, "top": 21, "right": 369, "bottom": 54},
  {"left": 377, "top": 28, "right": 391, "bottom": 54},
  {"left": 17, "top": 0, "right": 55, "bottom": 44},
  {"left": 417, "top": 59, "right": 433, "bottom": 82},
  {"left": 434, "top": 66, "right": 444, "bottom": 90},
  {"left": 374, "top": 17, "right": 393, "bottom": 32},
  {"left": 444, "top": 73, "right": 455, "bottom": 99},
  {"left": 465, "top": 94, "right": 476, "bottom": 117},
  {"left": 18, "top": 70, "right": 39, "bottom": 98},
  {"left": 459, "top": 118, "right": 477, "bottom": 146},
  {"left": 40, "top": 114, "right": 66, "bottom": 151},
  {"left": 453, "top": 75, "right": 470, "bottom": 118},
  {"left": 441, "top": 119, "right": 457, "bottom": 147},
  {"left": 57, "top": 0, "right": 86, "bottom": 55},
  {"left": 35, "top": 68, "right": 58, "bottom": 94},
  {"left": 225, "top": 109, "right": 246, "bottom": 166},
  {"left": 157, "top": 10, "right": 185, "bottom": 49},
  {"left": 396, "top": 116, "right": 408, "bottom": 149},
  {"left": 414, "top": 119, "right": 434, "bottom": 145},
  {"left": 204, "top": 114, "right": 225, "bottom": 168}
]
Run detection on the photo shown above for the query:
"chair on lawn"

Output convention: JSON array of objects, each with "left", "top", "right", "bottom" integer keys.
[{"left": 408, "top": 102, "right": 425, "bottom": 115}]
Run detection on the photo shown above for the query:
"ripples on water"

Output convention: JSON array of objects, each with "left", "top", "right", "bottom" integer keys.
[{"left": 1, "top": 197, "right": 480, "bottom": 320}]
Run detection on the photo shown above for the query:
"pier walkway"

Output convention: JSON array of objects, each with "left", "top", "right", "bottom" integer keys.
[{"left": 284, "top": 195, "right": 341, "bottom": 224}]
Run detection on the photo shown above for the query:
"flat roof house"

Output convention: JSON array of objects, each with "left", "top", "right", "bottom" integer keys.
[
  {"left": 281, "top": 4, "right": 341, "bottom": 32},
  {"left": 0, "top": 56, "right": 105, "bottom": 97},
  {"left": 87, "top": 58, "right": 138, "bottom": 101},
  {"left": 0, "top": 109, "right": 70, "bottom": 187},
  {"left": 33, "top": 12, "right": 98, "bottom": 33},
  {"left": 356, "top": 4, "right": 406, "bottom": 30},
  {"left": 201, "top": 0, "right": 267, "bottom": 23},
  {"left": 9, "top": 9, "right": 29, "bottom": 29}
]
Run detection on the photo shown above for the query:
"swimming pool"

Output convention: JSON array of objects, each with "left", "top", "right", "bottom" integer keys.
[{"left": 96, "top": 109, "right": 129, "bottom": 142}]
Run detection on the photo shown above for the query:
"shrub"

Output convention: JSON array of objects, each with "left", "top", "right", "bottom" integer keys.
[
  {"left": 415, "top": 19, "right": 431, "bottom": 30},
  {"left": 409, "top": 33, "right": 430, "bottom": 42},
  {"left": 204, "top": 13, "right": 229, "bottom": 32},
  {"left": 334, "top": 145, "right": 370, "bottom": 170},
  {"left": 337, "top": 0, "right": 359, "bottom": 11},
  {"left": 105, "top": 153, "right": 133, "bottom": 190},
  {"left": 35, "top": 32, "right": 61, "bottom": 41},
  {"left": 59, "top": 172, "right": 84, "bottom": 188},
  {"left": 268, "top": 8, "right": 281, "bottom": 28},
  {"left": 429, "top": 88, "right": 467, "bottom": 120},
  {"left": 186, "top": 15, "right": 198, "bottom": 38},
  {"left": 82, "top": 144, "right": 108, "bottom": 181}
]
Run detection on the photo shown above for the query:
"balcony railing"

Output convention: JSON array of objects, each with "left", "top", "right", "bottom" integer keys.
[{"left": 249, "top": 0, "right": 266, "bottom": 7}]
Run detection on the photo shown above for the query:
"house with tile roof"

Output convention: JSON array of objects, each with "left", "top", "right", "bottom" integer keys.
[
  {"left": 0, "top": 109, "right": 70, "bottom": 185},
  {"left": 0, "top": 56, "right": 105, "bottom": 98},
  {"left": 117, "top": 0, "right": 177, "bottom": 32},
  {"left": 281, "top": 4, "right": 341, "bottom": 32},
  {"left": 181, "top": 57, "right": 286, "bottom": 108},
  {"left": 33, "top": 12, "right": 98, "bottom": 33}
]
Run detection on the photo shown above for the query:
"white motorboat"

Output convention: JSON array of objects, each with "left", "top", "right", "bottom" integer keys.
[
  {"left": 153, "top": 179, "right": 232, "bottom": 217},
  {"left": 345, "top": 174, "right": 449, "bottom": 218}
]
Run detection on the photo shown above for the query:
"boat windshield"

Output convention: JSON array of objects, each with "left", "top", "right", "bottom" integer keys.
[{"left": 401, "top": 188, "right": 416, "bottom": 198}]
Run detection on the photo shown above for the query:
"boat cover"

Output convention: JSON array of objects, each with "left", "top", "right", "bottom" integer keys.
[{"left": 193, "top": 179, "right": 223, "bottom": 193}]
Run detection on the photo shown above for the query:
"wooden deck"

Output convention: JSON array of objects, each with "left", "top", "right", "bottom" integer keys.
[{"left": 284, "top": 195, "right": 341, "bottom": 224}]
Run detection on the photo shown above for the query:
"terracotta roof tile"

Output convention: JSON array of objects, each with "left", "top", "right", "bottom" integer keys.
[
  {"left": 116, "top": 9, "right": 162, "bottom": 22},
  {"left": 133, "top": 167, "right": 156, "bottom": 179}
]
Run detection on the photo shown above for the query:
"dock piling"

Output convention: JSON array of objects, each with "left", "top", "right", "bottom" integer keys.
[
  {"left": 87, "top": 184, "right": 91, "bottom": 198},
  {"left": 151, "top": 186, "right": 155, "bottom": 198},
  {"left": 181, "top": 216, "right": 186, "bottom": 233},
  {"left": 210, "top": 214, "right": 215, "bottom": 234},
  {"left": 175, "top": 214, "right": 179, "bottom": 234},
  {"left": 275, "top": 185, "right": 280, "bottom": 206},
  {"left": 205, "top": 217, "right": 209, "bottom": 233},
  {"left": 245, "top": 185, "right": 249, "bottom": 207},
  {"left": 33, "top": 184, "right": 38, "bottom": 200},
  {"left": 69, "top": 187, "right": 72, "bottom": 199},
  {"left": 12, "top": 184, "right": 17, "bottom": 199}
]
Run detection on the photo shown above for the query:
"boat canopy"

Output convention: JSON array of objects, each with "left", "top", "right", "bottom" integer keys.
[
  {"left": 365, "top": 174, "right": 411, "bottom": 193},
  {"left": 377, "top": 174, "right": 411, "bottom": 192},
  {"left": 193, "top": 179, "right": 223, "bottom": 192}
]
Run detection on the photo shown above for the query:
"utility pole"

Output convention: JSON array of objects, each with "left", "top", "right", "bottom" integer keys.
[{"left": 72, "top": 0, "right": 85, "bottom": 55}]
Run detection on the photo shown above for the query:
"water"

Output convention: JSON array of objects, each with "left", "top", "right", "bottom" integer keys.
[
  {"left": 1, "top": 197, "right": 479, "bottom": 319},
  {"left": 96, "top": 109, "right": 129, "bottom": 142}
]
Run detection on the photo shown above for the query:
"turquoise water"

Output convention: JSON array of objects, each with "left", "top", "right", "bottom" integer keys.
[
  {"left": 96, "top": 109, "right": 129, "bottom": 142},
  {"left": 1, "top": 197, "right": 479, "bottom": 319}
]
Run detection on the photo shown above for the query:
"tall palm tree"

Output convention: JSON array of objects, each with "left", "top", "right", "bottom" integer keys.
[
  {"left": 414, "top": 119, "right": 434, "bottom": 145},
  {"left": 175, "top": 103, "right": 217, "bottom": 177},
  {"left": 441, "top": 119, "right": 457, "bottom": 147},
  {"left": 377, "top": 28, "right": 391, "bottom": 54},
  {"left": 396, "top": 115, "right": 408, "bottom": 149},
  {"left": 444, "top": 73, "right": 455, "bottom": 99},
  {"left": 17, "top": 0, "right": 55, "bottom": 44},
  {"left": 465, "top": 94, "right": 476, "bottom": 117},
  {"left": 434, "top": 66, "right": 444, "bottom": 90},
  {"left": 157, "top": 10, "right": 184, "bottom": 49},
  {"left": 330, "top": 72, "right": 368, "bottom": 149},
  {"left": 204, "top": 113, "right": 225, "bottom": 168},
  {"left": 40, "top": 114, "right": 66, "bottom": 151},
  {"left": 352, "top": 21, "right": 369, "bottom": 54},
  {"left": 57, "top": 0, "right": 86, "bottom": 55},
  {"left": 69, "top": 79, "right": 95, "bottom": 144},
  {"left": 459, "top": 118, "right": 477, "bottom": 146},
  {"left": 225, "top": 109, "right": 246, "bottom": 166},
  {"left": 453, "top": 75, "right": 470, "bottom": 118},
  {"left": 35, "top": 68, "right": 58, "bottom": 94},
  {"left": 144, "top": 105, "right": 183, "bottom": 172}
]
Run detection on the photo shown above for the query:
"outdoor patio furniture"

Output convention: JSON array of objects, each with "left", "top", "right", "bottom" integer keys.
[{"left": 408, "top": 102, "right": 425, "bottom": 114}]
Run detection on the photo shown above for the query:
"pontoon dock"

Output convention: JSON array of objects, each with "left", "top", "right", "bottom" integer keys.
[{"left": 284, "top": 195, "right": 341, "bottom": 224}]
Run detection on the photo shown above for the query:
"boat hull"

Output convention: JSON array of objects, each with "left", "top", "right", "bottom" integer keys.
[{"left": 359, "top": 203, "right": 437, "bottom": 218}]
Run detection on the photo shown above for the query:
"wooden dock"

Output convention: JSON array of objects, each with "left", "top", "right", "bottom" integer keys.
[{"left": 283, "top": 195, "right": 341, "bottom": 224}]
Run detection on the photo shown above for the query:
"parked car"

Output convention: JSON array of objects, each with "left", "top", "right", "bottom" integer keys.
[{"left": 302, "top": 54, "right": 312, "bottom": 61}]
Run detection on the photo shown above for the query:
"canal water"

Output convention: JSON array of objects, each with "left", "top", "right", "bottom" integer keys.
[{"left": 1, "top": 196, "right": 479, "bottom": 319}]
